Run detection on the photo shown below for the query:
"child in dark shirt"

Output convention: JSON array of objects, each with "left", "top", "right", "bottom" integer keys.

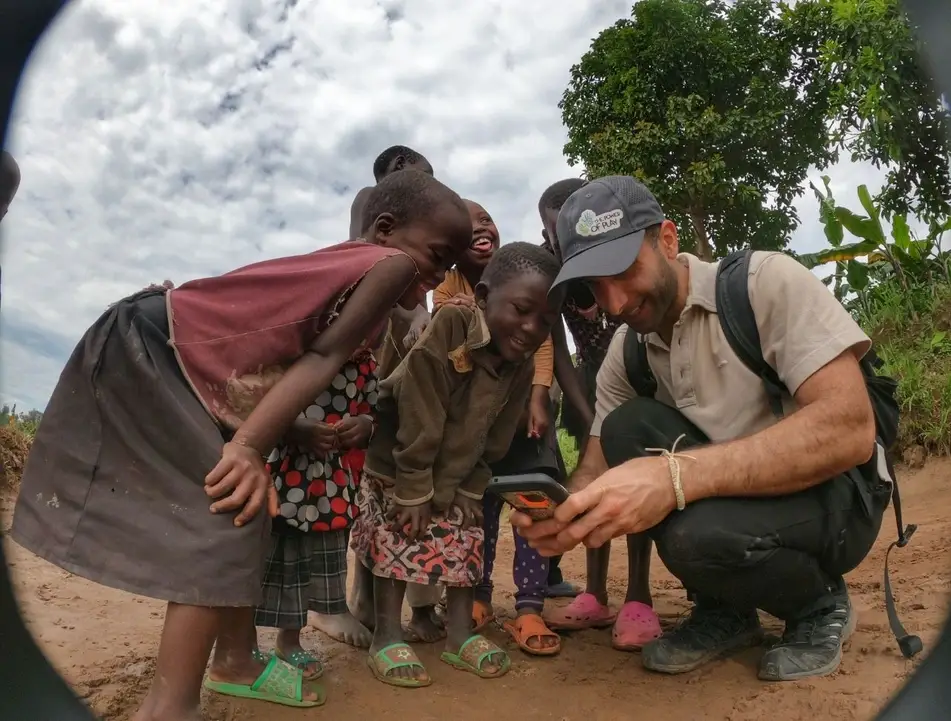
[
  {"left": 538, "top": 179, "right": 661, "bottom": 652},
  {"left": 352, "top": 242, "right": 565, "bottom": 686},
  {"left": 348, "top": 145, "right": 434, "bottom": 239}
]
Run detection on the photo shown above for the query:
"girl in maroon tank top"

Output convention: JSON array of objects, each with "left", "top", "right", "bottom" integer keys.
[{"left": 11, "top": 170, "right": 472, "bottom": 717}]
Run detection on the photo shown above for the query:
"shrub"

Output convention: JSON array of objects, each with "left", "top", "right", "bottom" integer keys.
[
  {"left": 858, "top": 279, "right": 951, "bottom": 454},
  {"left": 0, "top": 418, "right": 33, "bottom": 493}
]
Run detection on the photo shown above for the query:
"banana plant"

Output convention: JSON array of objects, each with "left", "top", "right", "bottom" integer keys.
[
  {"left": 800, "top": 176, "right": 877, "bottom": 298},
  {"left": 799, "top": 182, "right": 951, "bottom": 293}
]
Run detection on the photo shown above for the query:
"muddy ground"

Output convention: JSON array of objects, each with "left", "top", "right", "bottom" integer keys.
[{"left": 3, "top": 458, "right": 949, "bottom": 721}]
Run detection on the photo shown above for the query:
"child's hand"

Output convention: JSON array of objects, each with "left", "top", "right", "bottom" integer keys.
[
  {"left": 335, "top": 415, "right": 373, "bottom": 449},
  {"left": 527, "top": 386, "right": 551, "bottom": 439},
  {"left": 403, "top": 316, "right": 430, "bottom": 348},
  {"left": 451, "top": 494, "right": 484, "bottom": 529},
  {"left": 287, "top": 419, "right": 337, "bottom": 454},
  {"left": 204, "top": 441, "right": 279, "bottom": 526},
  {"left": 444, "top": 293, "right": 475, "bottom": 308},
  {"left": 387, "top": 501, "right": 432, "bottom": 541},
  {"left": 307, "top": 421, "right": 338, "bottom": 454}
]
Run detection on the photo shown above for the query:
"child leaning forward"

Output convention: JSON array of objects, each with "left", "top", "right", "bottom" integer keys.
[
  {"left": 351, "top": 241, "right": 565, "bottom": 686},
  {"left": 10, "top": 170, "right": 471, "bottom": 718}
]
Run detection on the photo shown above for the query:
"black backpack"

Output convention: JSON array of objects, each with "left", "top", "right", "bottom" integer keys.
[{"left": 622, "top": 248, "right": 922, "bottom": 659}]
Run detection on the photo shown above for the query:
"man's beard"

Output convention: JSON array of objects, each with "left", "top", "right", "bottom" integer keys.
[{"left": 627, "top": 266, "right": 677, "bottom": 334}]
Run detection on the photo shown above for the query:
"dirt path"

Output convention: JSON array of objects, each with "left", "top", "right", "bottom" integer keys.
[{"left": 3, "top": 459, "right": 949, "bottom": 721}]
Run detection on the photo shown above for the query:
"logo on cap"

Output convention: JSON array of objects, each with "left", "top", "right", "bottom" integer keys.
[{"left": 575, "top": 208, "right": 624, "bottom": 237}]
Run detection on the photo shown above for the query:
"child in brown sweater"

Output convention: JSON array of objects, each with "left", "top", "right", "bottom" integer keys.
[{"left": 352, "top": 242, "right": 565, "bottom": 687}]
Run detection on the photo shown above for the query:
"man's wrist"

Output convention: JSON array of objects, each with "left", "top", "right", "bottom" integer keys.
[{"left": 679, "top": 452, "right": 715, "bottom": 505}]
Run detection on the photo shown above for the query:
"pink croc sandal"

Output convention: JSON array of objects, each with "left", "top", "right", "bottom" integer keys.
[
  {"left": 611, "top": 601, "right": 662, "bottom": 652},
  {"left": 545, "top": 592, "right": 616, "bottom": 631}
]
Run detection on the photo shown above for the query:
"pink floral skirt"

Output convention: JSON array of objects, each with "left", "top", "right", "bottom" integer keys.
[{"left": 350, "top": 473, "right": 484, "bottom": 587}]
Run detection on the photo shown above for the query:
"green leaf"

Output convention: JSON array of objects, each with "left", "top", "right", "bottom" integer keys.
[
  {"left": 890, "top": 213, "right": 911, "bottom": 251},
  {"left": 857, "top": 185, "right": 879, "bottom": 221},
  {"left": 823, "top": 213, "right": 845, "bottom": 247},
  {"left": 797, "top": 238, "right": 880, "bottom": 268},
  {"left": 891, "top": 245, "right": 915, "bottom": 266},
  {"left": 845, "top": 259, "right": 870, "bottom": 291},
  {"left": 834, "top": 208, "right": 884, "bottom": 244}
]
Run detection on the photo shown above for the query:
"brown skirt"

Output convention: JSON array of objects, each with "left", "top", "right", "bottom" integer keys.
[{"left": 9, "top": 290, "right": 269, "bottom": 606}]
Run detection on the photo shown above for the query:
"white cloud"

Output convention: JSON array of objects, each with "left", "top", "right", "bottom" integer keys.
[{"left": 0, "top": 0, "right": 917, "bottom": 410}]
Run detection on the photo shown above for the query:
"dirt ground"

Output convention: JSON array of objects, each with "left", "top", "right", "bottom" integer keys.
[{"left": 2, "top": 458, "right": 949, "bottom": 721}]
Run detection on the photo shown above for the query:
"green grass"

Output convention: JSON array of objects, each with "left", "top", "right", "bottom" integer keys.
[
  {"left": 857, "top": 279, "right": 951, "bottom": 455},
  {"left": 557, "top": 427, "right": 579, "bottom": 476}
]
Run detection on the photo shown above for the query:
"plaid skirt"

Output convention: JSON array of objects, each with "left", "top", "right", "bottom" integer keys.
[
  {"left": 254, "top": 528, "right": 350, "bottom": 629},
  {"left": 350, "top": 473, "right": 484, "bottom": 588}
]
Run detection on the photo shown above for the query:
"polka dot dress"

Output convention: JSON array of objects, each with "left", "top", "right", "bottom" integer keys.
[{"left": 267, "top": 352, "right": 379, "bottom": 533}]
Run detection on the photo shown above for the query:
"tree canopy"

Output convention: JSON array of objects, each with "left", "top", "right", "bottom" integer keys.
[
  {"left": 790, "top": 0, "right": 950, "bottom": 223},
  {"left": 561, "top": 0, "right": 950, "bottom": 260}
]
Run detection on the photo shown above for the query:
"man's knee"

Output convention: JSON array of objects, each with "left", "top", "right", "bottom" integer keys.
[
  {"left": 651, "top": 500, "right": 776, "bottom": 580},
  {"left": 600, "top": 397, "right": 680, "bottom": 467}
]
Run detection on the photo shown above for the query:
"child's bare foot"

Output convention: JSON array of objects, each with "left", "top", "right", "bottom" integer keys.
[
  {"left": 207, "top": 651, "right": 322, "bottom": 704},
  {"left": 275, "top": 628, "right": 323, "bottom": 679},
  {"left": 404, "top": 604, "right": 446, "bottom": 643},
  {"left": 308, "top": 609, "right": 373, "bottom": 648}
]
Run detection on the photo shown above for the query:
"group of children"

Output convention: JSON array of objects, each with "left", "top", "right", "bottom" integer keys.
[{"left": 10, "top": 145, "right": 645, "bottom": 720}]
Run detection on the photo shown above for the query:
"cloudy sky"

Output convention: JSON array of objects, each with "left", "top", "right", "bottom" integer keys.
[{"left": 0, "top": 0, "right": 900, "bottom": 411}]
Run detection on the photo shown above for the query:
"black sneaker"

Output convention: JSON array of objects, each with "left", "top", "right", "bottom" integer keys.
[
  {"left": 642, "top": 606, "right": 763, "bottom": 674},
  {"left": 758, "top": 585, "right": 856, "bottom": 681}
]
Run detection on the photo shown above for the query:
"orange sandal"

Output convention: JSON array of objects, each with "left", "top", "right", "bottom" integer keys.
[
  {"left": 472, "top": 600, "right": 495, "bottom": 633},
  {"left": 503, "top": 614, "right": 561, "bottom": 657}
]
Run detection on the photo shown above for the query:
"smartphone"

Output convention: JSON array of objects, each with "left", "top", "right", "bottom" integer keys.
[{"left": 486, "top": 472, "right": 570, "bottom": 521}]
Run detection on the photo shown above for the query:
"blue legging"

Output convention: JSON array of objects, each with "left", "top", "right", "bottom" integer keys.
[{"left": 475, "top": 492, "right": 549, "bottom": 612}]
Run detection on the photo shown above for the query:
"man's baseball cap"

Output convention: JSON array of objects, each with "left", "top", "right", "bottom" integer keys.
[{"left": 551, "top": 175, "right": 665, "bottom": 290}]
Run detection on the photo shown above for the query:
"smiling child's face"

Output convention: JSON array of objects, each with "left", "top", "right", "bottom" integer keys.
[
  {"left": 480, "top": 271, "right": 562, "bottom": 363},
  {"left": 458, "top": 200, "right": 500, "bottom": 274}
]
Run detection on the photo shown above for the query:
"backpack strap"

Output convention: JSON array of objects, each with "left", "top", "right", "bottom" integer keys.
[
  {"left": 715, "top": 248, "right": 921, "bottom": 659},
  {"left": 622, "top": 327, "right": 657, "bottom": 399},
  {"left": 877, "top": 446, "right": 923, "bottom": 659},
  {"left": 714, "top": 249, "right": 786, "bottom": 418}
]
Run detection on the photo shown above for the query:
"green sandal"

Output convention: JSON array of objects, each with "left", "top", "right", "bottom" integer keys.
[
  {"left": 441, "top": 634, "right": 511, "bottom": 679},
  {"left": 276, "top": 647, "right": 324, "bottom": 680},
  {"left": 367, "top": 642, "right": 432, "bottom": 688},
  {"left": 204, "top": 655, "right": 325, "bottom": 708},
  {"left": 251, "top": 648, "right": 272, "bottom": 665}
]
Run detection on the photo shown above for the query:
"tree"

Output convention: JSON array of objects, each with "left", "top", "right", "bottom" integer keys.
[
  {"left": 561, "top": 0, "right": 836, "bottom": 259},
  {"left": 789, "top": 0, "right": 951, "bottom": 224}
]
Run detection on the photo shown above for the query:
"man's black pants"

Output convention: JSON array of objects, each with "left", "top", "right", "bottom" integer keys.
[{"left": 599, "top": 398, "right": 891, "bottom": 620}]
